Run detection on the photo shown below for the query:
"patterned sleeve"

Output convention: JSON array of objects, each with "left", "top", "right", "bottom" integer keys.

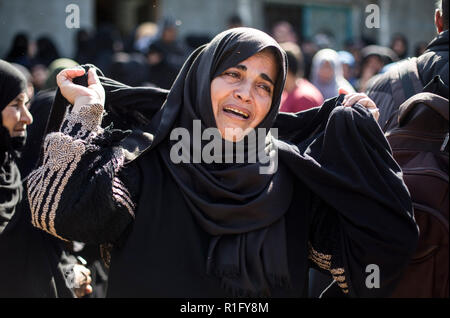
[
  {"left": 27, "top": 104, "right": 139, "bottom": 244},
  {"left": 307, "top": 197, "right": 349, "bottom": 295}
]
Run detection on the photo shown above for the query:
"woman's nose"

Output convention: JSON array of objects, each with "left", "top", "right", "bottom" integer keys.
[
  {"left": 234, "top": 82, "right": 252, "bottom": 103},
  {"left": 21, "top": 107, "right": 33, "bottom": 125}
]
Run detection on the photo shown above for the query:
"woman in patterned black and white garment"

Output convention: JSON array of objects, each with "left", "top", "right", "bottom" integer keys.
[
  {"left": 27, "top": 28, "right": 418, "bottom": 297},
  {"left": 0, "top": 59, "right": 92, "bottom": 298}
]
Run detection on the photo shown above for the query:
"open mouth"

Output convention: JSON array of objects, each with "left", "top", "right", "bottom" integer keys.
[
  {"left": 223, "top": 106, "right": 250, "bottom": 120},
  {"left": 13, "top": 128, "right": 26, "bottom": 135}
]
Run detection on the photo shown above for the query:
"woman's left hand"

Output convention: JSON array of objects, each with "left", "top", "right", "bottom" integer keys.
[
  {"left": 340, "top": 90, "right": 380, "bottom": 122},
  {"left": 72, "top": 264, "right": 92, "bottom": 298}
]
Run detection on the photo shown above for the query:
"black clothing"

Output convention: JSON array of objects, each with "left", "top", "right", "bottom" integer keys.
[
  {"left": 17, "top": 89, "right": 56, "bottom": 178},
  {"left": 29, "top": 97, "right": 418, "bottom": 297},
  {"left": 0, "top": 61, "right": 76, "bottom": 297},
  {"left": 13, "top": 88, "right": 109, "bottom": 298},
  {"left": 0, "top": 125, "right": 22, "bottom": 233},
  {"left": 0, "top": 197, "right": 76, "bottom": 297},
  {"left": 32, "top": 37, "right": 60, "bottom": 67},
  {"left": 108, "top": 151, "right": 311, "bottom": 297},
  {"left": 147, "top": 18, "right": 189, "bottom": 89},
  {"left": 29, "top": 28, "right": 418, "bottom": 297},
  {"left": 108, "top": 53, "right": 150, "bottom": 87},
  {"left": 417, "top": 30, "right": 449, "bottom": 86},
  {"left": 4, "top": 34, "right": 32, "bottom": 70},
  {"left": 147, "top": 59, "right": 179, "bottom": 90},
  {"left": 0, "top": 59, "right": 27, "bottom": 110},
  {"left": 0, "top": 59, "right": 27, "bottom": 233},
  {"left": 366, "top": 30, "right": 449, "bottom": 128},
  {"left": 154, "top": 29, "right": 291, "bottom": 297},
  {"left": 150, "top": 39, "right": 188, "bottom": 73}
]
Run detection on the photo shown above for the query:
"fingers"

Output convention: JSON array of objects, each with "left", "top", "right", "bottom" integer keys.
[
  {"left": 85, "top": 284, "right": 93, "bottom": 294},
  {"left": 72, "top": 264, "right": 93, "bottom": 298},
  {"left": 73, "top": 264, "right": 92, "bottom": 285},
  {"left": 341, "top": 92, "right": 380, "bottom": 121},
  {"left": 56, "top": 68, "right": 88, "bottom": 105},
  {"left": 86, "top": 67, "right": 105, "bottom": 104},
  {"left": 65, "top": 68, "right": 86, "bottom": 78},
  {"left": 80, "top": 268, "right": 92, "bottom": 285},
  {"left": 87, "top": 68, "right": 99, "bottom": 87},
  {"left": 82, "top": 272, "right": 92, "bottom": 285},
  {"left": 342, "top": 93, "right": 375, "bottom": 107},
  {"left": 56, "top": 66, "right": 105, "bottom": 106},
  {"left": 369, "top": 107, "right": 380, "bottom": 121},
  {"left": 355, "top": 98, "right": 377, "bottom": 109},
  {"left": 355, "top": 97, "right": 380, "bottom": 121},
  {"left": 56, "top": 68, "right": 85, "bottom": 87},
  {"left": 343, "top": 93, "right": 365, "bottom": 106},
  {"left": 338, "top": 88, "right": 349, "bottom": 95},
  {"left": 74, "top": 284, "right": 93, "bottom": 298}
]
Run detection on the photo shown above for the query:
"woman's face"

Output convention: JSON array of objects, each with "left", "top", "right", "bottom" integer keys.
[
  {"left": 392, "top": 38, "right": 406, "bottom": 56},
  {"left": 1, "top": 92, "right": 33, "bottom": 137},
  {"left": 317, "top": 60, "right": 335, "bottom": 84},
  {"left": 210, "top": 50, "right": 277, "bottom": 141}
]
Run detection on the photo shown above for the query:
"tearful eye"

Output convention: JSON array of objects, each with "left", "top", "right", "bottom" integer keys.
[
  {"left": 224, "top": 71, "right": 241, "bottom": 80},
  {"left": 224, "top": 71, "right": 240, "bottom": 79},
  {"left": 258, "top": 84, "right": 272, "bottom": 94}
]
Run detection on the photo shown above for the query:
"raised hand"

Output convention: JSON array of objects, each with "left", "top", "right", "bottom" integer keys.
[
  {"left": 56, "top": 67, "right": 105, "bottom": 113},
  {"left": 339, "top": 89, "right": 380, "bottom": 122}
]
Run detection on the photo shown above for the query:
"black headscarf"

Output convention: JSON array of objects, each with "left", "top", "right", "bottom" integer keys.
[
  {"left": 0, "top": 59, "right": 27, "bottom": 233},
  {"left": 45, "top": 28, "right": 414, "bottom": 297},
  {"left": 48, "top": 28, "right": 292, "bottom": 296},
  {"left": 0, "top": 62, "right": 77, "bottom": 298},
  {"left": 4, "top": 33, "right": 31, "bottom": 69},
  {"left": 155, "top": 28, "right": 293, "bottom": 296},
  {"left": 17, "top": 89, "right": 56, "bottom": 178}
]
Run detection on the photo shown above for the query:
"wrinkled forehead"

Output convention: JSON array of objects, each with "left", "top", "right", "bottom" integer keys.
[
  {"left": 192, "top": 28, "right": 287, "bottom": 129},
  {"left": 208, "top": 28, "right": 285, "bottom": 80}
]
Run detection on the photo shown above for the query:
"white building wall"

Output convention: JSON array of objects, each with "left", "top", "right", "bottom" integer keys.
[
  {"left": 160, "top": 0, "right": 240, "bottom": 38},
  {"left": 382, "top": 0, "right": 437, "bottom": 55},
  {"left": 160, "top": 0, "right": 438, "bottom": 54},
  {"left": 0, "top": 0, "right": 94, "bottom": 59},
  {"left": 0, "top": 0, "right": 439, "bottom": 60}
]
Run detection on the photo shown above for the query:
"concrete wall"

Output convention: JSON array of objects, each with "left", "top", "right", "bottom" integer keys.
[
  {"left": 0, "top": 0, "right": 440, "bottom": 61},
  {"left": 378, "top": 0, "right": 437, "bottom": 55},
  {"left": 160, "top": 0, "right": 240, "bottom": 38},
  {"left": 160, "top": 0, "right": 438, "bottom": 54},
  {"left": 0, "top": 0, "right": 94, "bottom": 59}
]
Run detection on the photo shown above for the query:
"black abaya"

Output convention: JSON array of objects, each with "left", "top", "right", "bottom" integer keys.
[
  {"left": 27, "top": 28, "right": 418, "bottom": 297},
  {"left": 0, "top": 60, "right": 76, "bottom": 297},
  {"left": 0, "top": 60, "right": 26, "bottom": 233}
]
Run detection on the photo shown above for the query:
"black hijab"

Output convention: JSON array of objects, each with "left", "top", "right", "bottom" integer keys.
[
  {"left": 0, "top": 62, "right": 77, "bottom": 298},
  {"left": 155, "top": 28, "right": 293, "bottom": 296},
  {"left": 0, "top": 59, "right": 27, "bottom": 233},
  {"left": 48, "top": 28, "right": 292, "bottom": 296}
]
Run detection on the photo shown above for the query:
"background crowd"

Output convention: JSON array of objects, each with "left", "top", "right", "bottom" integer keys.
[
  {"left": 0, "top": 0, "right": 448, "bottom": 298},
  {"left": 3, "top": 15, "right": 425, "bottom": 112}
]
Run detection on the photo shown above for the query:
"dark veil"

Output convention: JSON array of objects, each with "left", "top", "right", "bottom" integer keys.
[
  {"left": 0, "top": 59, "right": 27, "bottom": 233},
  {"left": 0, "top": 60, "right": 74, "bottom": 297},
  {"left": 43, "top": 28, "right": 416, "bottom": 297}
]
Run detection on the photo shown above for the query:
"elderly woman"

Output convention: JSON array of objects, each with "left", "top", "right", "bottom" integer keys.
[
  {"left": 0, "top": 60, "right": 33, "bottom": 234},
  {"left": 28, "top": 28, "right": 418, "bottom": 297},
  {"left": 311, "top": 48, "right": 356, "bottom": 100},
  {"left": 0, "top": 59, "right": 91, "bottom": 298}
]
